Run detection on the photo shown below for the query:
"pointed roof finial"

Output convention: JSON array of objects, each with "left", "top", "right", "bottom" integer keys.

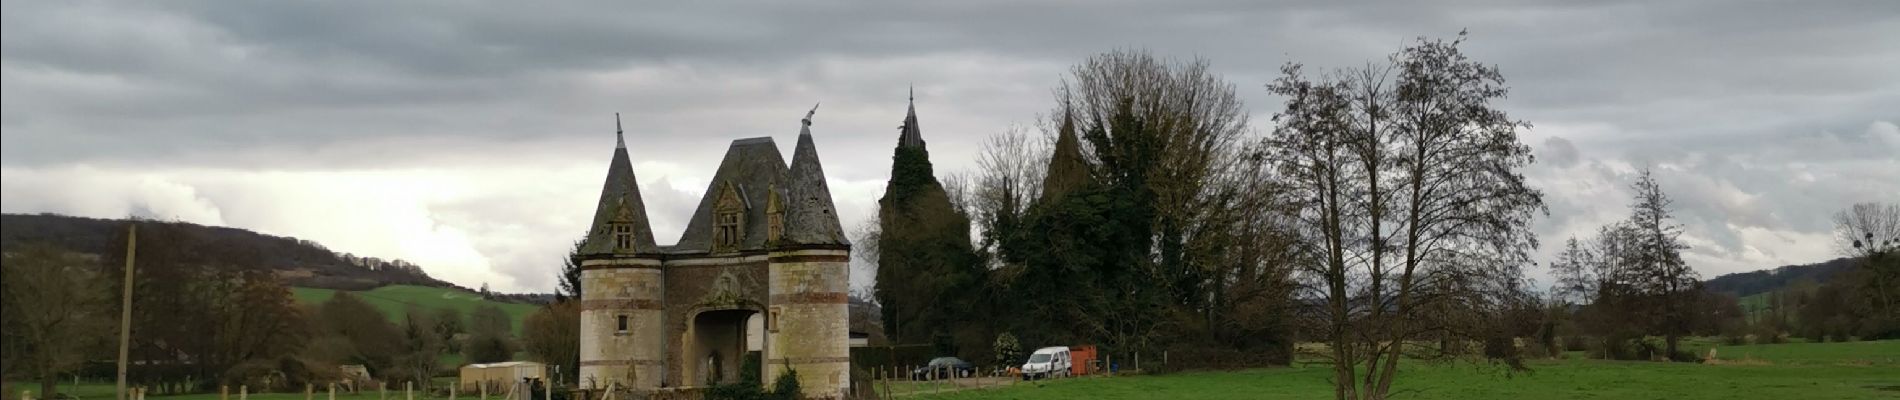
[
  {"left": 802, "top": 102, "right": 819, "bottom": 128},
  {"left": 898, "top": 87, "right": 926, "bottom": 149},
  {"left": 614, "top": 113, "right": 626, "bottom": 149}
]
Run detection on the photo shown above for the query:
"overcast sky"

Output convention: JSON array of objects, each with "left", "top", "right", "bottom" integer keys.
[{"left": 4, "top": 0, "right": 1896, "bottom": 293}]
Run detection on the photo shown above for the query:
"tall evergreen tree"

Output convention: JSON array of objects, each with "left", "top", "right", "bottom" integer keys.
[
  {"left": 557, "top": 237, "right": 585, "bottom": 301},
  {"left": 875, "top": 94, "right": 984, "bottom": 349}
]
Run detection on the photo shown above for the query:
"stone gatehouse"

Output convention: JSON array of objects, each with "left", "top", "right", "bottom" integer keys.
[{"left": 577, "top": 111, "right": 850, "bottom": 398}]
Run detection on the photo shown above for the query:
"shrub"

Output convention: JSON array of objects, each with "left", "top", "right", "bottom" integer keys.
[
  {"left": 769, "top": 365, "right": 800, "bottom": 400},
  {"left": 705, "top": 383, "right": 765, "bottom": 400},
  {"left": 993, "top": 333, "right": 1023, "bottom": 367},
  {"left": 464, "top": 333, "right": 515, "bottom": 364}
]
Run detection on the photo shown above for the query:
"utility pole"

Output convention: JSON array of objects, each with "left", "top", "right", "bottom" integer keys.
[{"left": 115, "top": 224, "right": 137, "bottom": 400}]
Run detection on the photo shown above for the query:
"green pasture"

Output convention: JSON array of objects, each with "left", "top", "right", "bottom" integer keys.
[
  {"left": 291, "top": 285, "right": 538, "bottom": 334},
  {"left": 904, "top": 340, "right": 1900, "bottom": 400}
]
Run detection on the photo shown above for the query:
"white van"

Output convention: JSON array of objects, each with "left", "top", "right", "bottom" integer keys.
[{"left": 1020, "top": 346, "right": 1072, "bottom": 380}]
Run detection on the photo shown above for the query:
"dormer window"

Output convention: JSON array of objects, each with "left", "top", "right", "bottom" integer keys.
[
  {"left": 712, "top": 181, "right": 746, "bottom": 253},
  {"left": 714, "top": 210, "right": 740, "bottom": 250},
  {"left": 614, "top": 224, "right": 633, "bottom": 251},
  {"left": 609, "top": 195, "right": 638, "bottom": 253}
]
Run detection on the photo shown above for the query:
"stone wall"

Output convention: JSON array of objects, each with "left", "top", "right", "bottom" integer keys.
[
  {"left": 661, "top": 254, "right": 769, "bottom": 387},
  {"left": 764, "top": 249, "right": 851, "bottom": 399},
  {"left": 578, "top": 257, "right": 665, "bottom": 390},
  {"left": 579, "top": 248, "right": 849, "bottom": 398}
]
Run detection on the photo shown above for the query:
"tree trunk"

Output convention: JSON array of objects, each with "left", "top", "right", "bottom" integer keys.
[
  {"left": 1665, "top": 334, "right": 1679, "bottom": 360},
  {"left": 41, "top": 371, "right": 60, "bottom": 400}
]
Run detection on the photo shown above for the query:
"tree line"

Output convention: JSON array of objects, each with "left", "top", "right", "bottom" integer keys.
[
  {"left": 864, "top": 32, "right": 1898, "bottom": 400},
  {"left": 0, "top": 219, "right": 567, "bottom": 398},
  {"left": 866, "top": 33, "right": 1554, "bottom": 400},
  {"left": 870, "top": 46, "right": 1300, "bottom": 372}
]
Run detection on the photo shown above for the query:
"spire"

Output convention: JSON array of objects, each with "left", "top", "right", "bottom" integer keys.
[
  {"left": 785, "top": 108, "right": 848, "bottom": 245},
  {"left": 615, "top": 113, "right": 626, "bottom": 149},
  {"left": 1039, "top": 109, "right": 1091, "bottom": 204},
  {"left": 800, "top": 103, "right": 819, "bottom": 134},
  {"left": 897, "top": 87, "right": 926, "bottom": 149},
  {"left": 580, "top": 116, "right": 657, "bottom": 255}
]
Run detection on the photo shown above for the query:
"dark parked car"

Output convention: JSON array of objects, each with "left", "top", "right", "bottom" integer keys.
[{"left": 911, "top": 357, "right": 976, "bottom": 380}]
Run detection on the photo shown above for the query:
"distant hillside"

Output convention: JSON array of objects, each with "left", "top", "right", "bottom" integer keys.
[
  {"left": 1, "top": 213, "right": 453, "bottom": 291},
  {"left": 1703, "top": 256, "right": 1858, "bottom": 298},
  {"left": 292, "top": 285, "right": 538, "bottom": 334}
]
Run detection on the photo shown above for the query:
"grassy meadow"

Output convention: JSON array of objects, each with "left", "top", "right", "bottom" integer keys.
[
  {"left": 899, "top": 340, "right": 1900, "bottom": 400},
  {"left": 291, "top": 285, "right": 538, "bottom": 334},
  {"left": 15, "top": 340, "right": 1894, "bottom": 399}
]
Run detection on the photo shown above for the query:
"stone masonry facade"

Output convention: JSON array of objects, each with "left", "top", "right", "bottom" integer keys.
[{"left": 576, "top": 113, "right": 851, "bottom": 398}]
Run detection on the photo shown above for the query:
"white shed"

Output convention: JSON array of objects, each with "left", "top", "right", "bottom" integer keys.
[{"left": 458, "top": 361, "right": 546, "bottom": 393}]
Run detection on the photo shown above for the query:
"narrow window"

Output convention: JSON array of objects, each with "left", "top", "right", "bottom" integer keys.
[
  {"left": 768, "top": 307, "right": 782, "bottom": 332},
  {"left": 715, "top": 211, "right": 741, "bottom": 250},
  {"left": 617, "top": 315, "right": 630, "bottom": 333}
]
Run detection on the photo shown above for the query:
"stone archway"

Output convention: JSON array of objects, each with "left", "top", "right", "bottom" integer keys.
[{"left": 682, "top": 308, "right": 762, "bottom": 386}]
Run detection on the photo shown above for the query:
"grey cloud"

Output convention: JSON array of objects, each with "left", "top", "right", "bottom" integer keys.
[
  {"left": 6, "top": 0, "right": 1898, "bottom": 291},
  {"left": 1541, "top": 136, "right": 1579, "bottom": 167}
]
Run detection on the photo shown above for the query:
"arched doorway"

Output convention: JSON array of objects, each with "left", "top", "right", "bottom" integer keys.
[{"left": 683, "top": 309, "right": 763, "bottom": 386}]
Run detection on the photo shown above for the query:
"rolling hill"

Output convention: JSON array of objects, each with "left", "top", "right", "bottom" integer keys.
[
  {"left": 2, "top": 213, "right": 551, "bottom": 330},
  {"left": 1702, "top": 256, "right": 1856, "bottom": 298},
  {"left": 1, "top": 213, "right": 454, "bottom": 290},
  {"left": 292, "top": 285, "right": 538, "bottom": 334}
]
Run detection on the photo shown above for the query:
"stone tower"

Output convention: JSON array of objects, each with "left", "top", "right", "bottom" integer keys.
[{"left": 576, "top": 112, "right": 851, "bottom": 398}]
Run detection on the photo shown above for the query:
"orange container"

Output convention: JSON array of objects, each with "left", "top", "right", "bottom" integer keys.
[{"left": 1069, "top": 345, "right": 1098, "bottom": 376}]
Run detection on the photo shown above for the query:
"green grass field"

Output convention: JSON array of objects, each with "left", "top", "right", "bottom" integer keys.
[
  {"left": 291, "top": 285, "right": 539, "bottom": 334},
  {"left": 904, "top": 340, "right": 1900, "bottom": 400},
  {"left": 15, "top": 340, "right": 1896, "bottom": 399},
  {"left": 1739, "top": 292, "right": 1771, "bottom": 320},
  {"left": 6, "top": 381, "right": 456, "bottom": 400}
]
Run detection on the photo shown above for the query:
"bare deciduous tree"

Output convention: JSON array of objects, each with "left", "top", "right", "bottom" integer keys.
[
  {"left": 1550, "top": 237, "right": 1596, "bottom": 305},
  {"left": 1622, "top": 169, "right": 1696, "bottom": 357},
  {"left": 1265, "top": 32, "right": 1544, "bottom": 400},
  {"left": 522, "top": 301, "right": 582, "bottom": 385},
  {"left": 1, "top": 244, "right": 112, "bottom": 399},
  {"left": 971, "top": 125, "right": 1048, "bottom": 266},
  {"left": 1832, "top": 202, "right": 1900, "bottom": 319},
  {"left": 1834, "top": 202, "right": 1900, "bottom": 258}
]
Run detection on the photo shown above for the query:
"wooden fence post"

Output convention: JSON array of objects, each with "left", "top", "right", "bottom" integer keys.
[
  {"left": 239, "top": 385, "right": 248, "bottom": 400},
  {"left": 221, "top": 385, "right": 229, "bottom": 400},
  {"left": 306, "top": 383, "right": 314, "bottom": 400},
  {"left": 479, "top": 381, "right": 488, "bottom": 400},
  {"left": 328, "top": 382, "right": 336, "bottom": 400},
  {"left": 379, "top": 382, "right": 386, "bottom": 400},
  {"left": 449, "top": 383, "right": 457, "bottom": 400}
]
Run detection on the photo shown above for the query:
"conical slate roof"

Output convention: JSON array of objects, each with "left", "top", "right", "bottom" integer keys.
[
  {"left": 897, "top": 89, "right": 926, "bottom": 149},
  {"left": 579, "top": 115, "right": 659, "bottom": 255},
  {"left": 783, "top": 115, "right": 848, "bottom": 245},
  {"left": 1038, "top": 111, "right": 1091, "bottom": 204}
]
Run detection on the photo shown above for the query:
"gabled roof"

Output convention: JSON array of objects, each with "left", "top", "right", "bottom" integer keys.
[
  {"left": 579, "top": 116, "right": 659, "bottom": 255},
  {"left": 783, "top": 116, "right": 848, "bottom": 245},
  {"left": 671, "top": 137, "right": 791, "bottom": 253}
]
